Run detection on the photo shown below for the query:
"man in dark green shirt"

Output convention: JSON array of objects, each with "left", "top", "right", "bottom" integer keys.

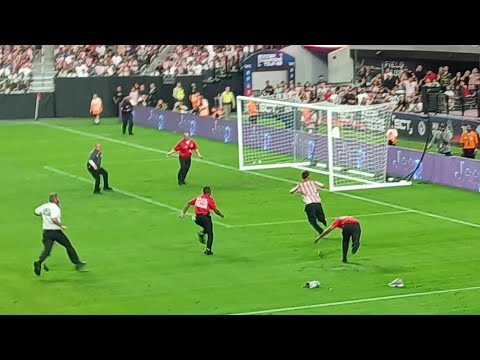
[{"left": 427, "top": 123, "right": 453, "bottom": 156}]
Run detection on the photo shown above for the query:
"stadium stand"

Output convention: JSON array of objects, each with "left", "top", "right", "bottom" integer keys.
[
  {"left": 0, "top": 45, "right": 33, "bottom": 94},
  {"left": 54, "top": 45, "right": 162, "bottom": 77}
]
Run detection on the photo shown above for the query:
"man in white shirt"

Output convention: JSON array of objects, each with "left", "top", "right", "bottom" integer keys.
[{"left": 33, "top": 193, "right": 86, "bottom": 276}]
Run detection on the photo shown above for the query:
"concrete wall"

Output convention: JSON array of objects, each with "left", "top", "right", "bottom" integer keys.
[
  {"left": 327, "top": 47, "right": 354, "bottom": 83},
  {"left": 282, "top": 45, "right": 328, "bottom": 83}
]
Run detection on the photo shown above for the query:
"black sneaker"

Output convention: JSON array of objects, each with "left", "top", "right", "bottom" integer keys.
[
  {"left": 43, "top": 263, "right": 49, "bottom": 272},
  {"left": 197, "top": 232, "right": 206, "bottom": 244},
  {"left": 75, "top": 261, "right": 87, "bottom": 270},
  {"left": 342, "top": 258, "right": 348, "bottom": 263},
  {"left": 104, "top": 187, "right": 113, "bottom": 191},
  {"left": 33, "top": 261, "right": 41, "bottom": 276},
  {"left": 204, "top": 250, "right": 213, "bottom": 256},
  {"left": 93, "top": 190, "right": 101, "bottom": 195},
  {"left": 352, "top": 242, "right": 360, "bottom": 255},
  {"left": 129, "top": 133, "right": 134, "bottom": 136}
]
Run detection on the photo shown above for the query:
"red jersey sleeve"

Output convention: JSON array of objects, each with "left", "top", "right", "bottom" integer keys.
[
  {"left": 191, "top": 140, "right": 198, "bottom": 150},
  {"left": 174, "top": 140, "right": 182, "bottom": 151},
  {"left": 207, "top": 197, "right": 217, "bottom": 211},
  {"left": 188, "top": 197, "right": 197, "bottom": 206}
]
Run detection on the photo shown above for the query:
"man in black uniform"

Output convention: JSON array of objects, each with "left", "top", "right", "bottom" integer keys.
[
  {"left": 147, "top": 83, "right": 158, "bottom": 107},
  {"left": 121, "top": 97, "right": 134, "bottom": 135},
  {"left": 113, "top": 85, "right": 124, "bottom": 118},
  {"left": 87, "top": 143, "right": 112, "bottom": 194}
]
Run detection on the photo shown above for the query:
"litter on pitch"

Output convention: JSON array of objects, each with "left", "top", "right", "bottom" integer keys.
[
  {"left": 304, "top": 281, "right": 321, "bottom": 289},
  {"left": 388, "top": 278, "right": 404, "bottom": 288}
]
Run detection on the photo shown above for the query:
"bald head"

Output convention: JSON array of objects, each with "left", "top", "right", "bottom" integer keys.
[{"left": 95, "top": 143, "right": 102, "bottom": 152}]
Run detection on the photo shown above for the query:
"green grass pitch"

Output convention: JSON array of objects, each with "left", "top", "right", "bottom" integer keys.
[{"left": 1, "top": 117, "right": 479, "bottom": 315}]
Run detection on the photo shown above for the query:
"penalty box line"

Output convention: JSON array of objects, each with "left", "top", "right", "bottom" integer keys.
[
  {"left": 37, "top": 122, "right": 480, "bottom": 230},
  {"left": 231, "top": 285, "right": 480, "bottom": 315},
  {"left": 43, "top": 166, "right": 232, "bottom": 228}
]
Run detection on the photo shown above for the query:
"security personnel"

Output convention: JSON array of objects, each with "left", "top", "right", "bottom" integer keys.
[
  {"left": 112, "top": 85, "right": 124, "bottom": 118},
  {"left": 87, "top": 143, "right": 112, "bottom": 194},
  {"left": 121, "top": 97, "right": 134, "bottom": 135},
  {"left": 180, "top": 186, "right": 225, "bottom": 255},
  {"left": 166, "top": 132, "right": 203, "bottom": 185},
  {"left": 460, "top": 124, "right": 479, "bottom": 159},
  {"left": 220, "top": 86, "right": 235, "bottom": 119}
]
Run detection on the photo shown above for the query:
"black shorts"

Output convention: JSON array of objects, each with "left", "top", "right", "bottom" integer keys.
[{"left": 305, "top": 203, "right": 326, "bottom": 223}]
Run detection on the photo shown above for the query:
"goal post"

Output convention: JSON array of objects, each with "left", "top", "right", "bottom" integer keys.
[{"left": 236, "top": 95, "right": 411, "bottom": 192}]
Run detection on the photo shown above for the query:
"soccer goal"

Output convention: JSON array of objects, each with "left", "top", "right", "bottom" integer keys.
[{"left": 236, "top": 96, "right": 412, "bottom": 192}]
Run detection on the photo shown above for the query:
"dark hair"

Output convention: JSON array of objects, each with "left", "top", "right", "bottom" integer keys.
[
  {"left": 203, "top": 186, "right": 211, "bottom": 194},
  {"left": 302, "top": 171, "right": 310, "bottom": 179},
  {"left": 49, "top": 192, "right": 58, "bottom": 202}
]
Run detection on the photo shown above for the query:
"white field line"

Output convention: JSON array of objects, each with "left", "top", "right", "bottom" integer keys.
[
  {"left": 43, "top": 166, "right": 231, "bottom": 228},
  {"left": 229, "top": 210, "right": 412, "bottom": 228},
  {"left": 231, "top": 285, "right": 480, "bottom": 315},
  {"left": 37, "top": 122, "right": 480, "bottom": 229}
]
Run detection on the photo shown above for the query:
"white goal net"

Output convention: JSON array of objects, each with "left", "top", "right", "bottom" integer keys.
[{"left": 236, "top": 96, "right": 411, "bottom": 192}]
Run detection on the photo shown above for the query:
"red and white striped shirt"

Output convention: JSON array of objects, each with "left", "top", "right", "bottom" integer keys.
[{"left": 290, "top": 180, "right": 325, "bottom": 204}]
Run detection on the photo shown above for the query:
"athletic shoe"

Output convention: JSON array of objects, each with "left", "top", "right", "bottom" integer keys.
[
  {"left": 204, "top": 250, "right": 213, "bottom": 256},
  {"left": 352, "top": 242, "right": 360, "bottom": 254},
  {"left": 75, "top": 261, "right": 87, "bottom": 270},
  {"left": 388, "top": 278, "right": 404, "bottom": 288},
  {"left": 342, "top": 258, "right": 347, "bottom": 263},
  {"left": 197, "top": 232, "right": 206, "bottom": 244},
  {"left": 104, "top": 187, "right": 113, "bottom": 191},
  {"left": 43, "top": 263, "right": 49, "bottom": 272},
  {"left": 93, "top": 190, "right": 101, "bottom": 195},
  {"left": 33, "top": 261, "right": 41, "bottom": 276}
]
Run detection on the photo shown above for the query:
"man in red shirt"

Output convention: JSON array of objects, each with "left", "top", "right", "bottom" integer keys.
[
  {"left": 314, "top": 216, "right": 361, "bottom": 263},
  {"left": 180, "top": 186, "right": 224, "bottom": 255},
  {"left": 166, "top": 132, "right": 203, "bottom": 185}
]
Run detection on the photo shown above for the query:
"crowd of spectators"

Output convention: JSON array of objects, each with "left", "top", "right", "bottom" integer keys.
[
  {"left": 354, "top": 64, "right": 479, "bottom": 113},
  {"left": 157, "top": 45, "right": 284, "bottom": 77},
  {"left": 255, "top": 64, "right": 480, "bottom": 116},
  {"left": 54, "top": 45, "right": 161, "bottom": 77},
  {"left": 0, "top": 45, "right": 33, "bottom": 94}
]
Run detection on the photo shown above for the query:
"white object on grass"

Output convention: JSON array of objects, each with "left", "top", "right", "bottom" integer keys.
[
  {"left": 388, "top": 278, "right": 404, "bottom": 288},
  {"left": 304, "top": 281, "right": 321, "bottom": 289}
]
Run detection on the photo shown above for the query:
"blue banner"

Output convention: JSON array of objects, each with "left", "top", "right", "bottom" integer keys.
[{"left": 243, "top": 50, "right": 295, "bottom": 96}]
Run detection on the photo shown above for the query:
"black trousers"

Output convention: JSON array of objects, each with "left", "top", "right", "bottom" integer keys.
[
  {"left": 178, "top": 157, "right": 192, "bottom": 184},
  {"left": 122, "top": 114, "right": 134, "bottom": 134},
  {"left": 87, "top": 165, "right": 110, "bottom": 192},
  {"left": 305, "top": 203, "right": 327, "bottom": 234},
  {"left": 462, "top": 149, "right": 475, "bottom": 159},
  {"left": 38, "top": 230, "right": 81, "bottom": 265},
  {"left": 342, "top": 223, "right": 361, "bottom": 261},
  {"left": 195, "top": 214, "right": 214, "bottom": 251}
]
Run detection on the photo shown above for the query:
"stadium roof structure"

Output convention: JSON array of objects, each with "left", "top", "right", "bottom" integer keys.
[{"left": 344, "top": 45, "right": 480, "bottom": 62}]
